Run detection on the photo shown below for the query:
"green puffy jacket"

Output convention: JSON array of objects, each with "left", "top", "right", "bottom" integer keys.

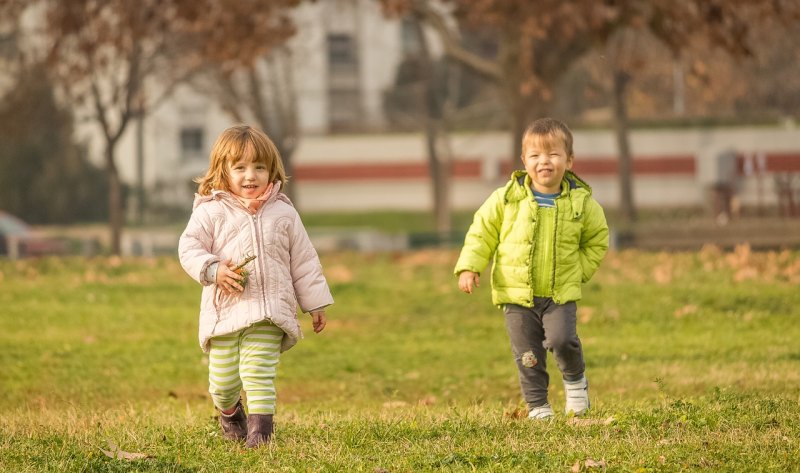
[{"left": 454, "top": 170, "right": 609, "bottom": 306}]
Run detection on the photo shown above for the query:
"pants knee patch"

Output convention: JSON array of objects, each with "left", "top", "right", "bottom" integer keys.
[{"left": 521, "top": 351, "right": 538, "bottom": 368}]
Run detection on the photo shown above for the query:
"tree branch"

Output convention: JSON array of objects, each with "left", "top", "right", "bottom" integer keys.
[
  {"left": 246, "top": 63, "right": 272, "bottom": 133},
  {"left": 411, "top": 1, "right": 502, "bottom": 82}
]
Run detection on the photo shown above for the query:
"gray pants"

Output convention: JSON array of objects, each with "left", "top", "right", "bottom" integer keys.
[{"left": 504, "top": 299, "right": 585, "bottom": 409}]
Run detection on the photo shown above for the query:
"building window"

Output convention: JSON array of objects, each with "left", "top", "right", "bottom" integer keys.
[
  {"left": 327, "top": 33, "right": 361, "bottom": 131},
  {"left": 180, "top": 127, "right": 204, "bottom": 160},
  {"left": 328, "top": 34, "right": 357, "bottom": 68},
  {"left": 400, "top": 18, "right": 421, "bottom": 55}
]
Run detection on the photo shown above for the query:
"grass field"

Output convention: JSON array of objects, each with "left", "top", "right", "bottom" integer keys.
[{"left": 1, "top": 246, "right": 799, "bottom": 472}]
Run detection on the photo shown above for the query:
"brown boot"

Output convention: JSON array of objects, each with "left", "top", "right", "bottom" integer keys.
[
  {"left": 245, "top": 413, "right": 274, "bottom": 448},
  {"left": 218, "top": 400, "right": 247, "bottom": 441}
]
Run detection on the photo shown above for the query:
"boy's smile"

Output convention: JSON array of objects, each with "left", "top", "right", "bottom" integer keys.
[{"left": 521, "top": 135, "right": 574, "bottom": 194}]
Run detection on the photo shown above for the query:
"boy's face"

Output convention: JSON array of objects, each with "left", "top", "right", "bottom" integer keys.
[{"left": 521, "top": 134, "right": 573, "bottom": 194}]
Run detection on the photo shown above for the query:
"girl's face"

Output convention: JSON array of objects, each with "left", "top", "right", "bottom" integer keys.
[
  {"left": 227, "top": 157, "right": 271, "bottom": 199},
  {"left": 521, "top": 134, "right": 573, "bottom": 194}
]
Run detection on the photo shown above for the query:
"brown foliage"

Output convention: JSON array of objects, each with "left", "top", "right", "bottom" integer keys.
[
  {"left": 385, "top": 0, "right": 798, "bottom": 126},
  {"left": 9, "top": 0, "right": 302, "bottom": 254}
]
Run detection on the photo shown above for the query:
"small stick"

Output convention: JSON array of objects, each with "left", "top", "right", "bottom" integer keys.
[{"left": 232, "top": 255, "right": 257, "bottom": 272}]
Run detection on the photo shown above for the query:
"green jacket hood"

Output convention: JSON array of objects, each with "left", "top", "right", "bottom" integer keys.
[
  {"left": 505, "top": 170, "right": 593, "bottom": 200},
  {"left": 504, "top": 170, "right": 593, "bottom": 218}
]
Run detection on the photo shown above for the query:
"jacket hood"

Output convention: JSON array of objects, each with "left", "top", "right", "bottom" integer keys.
[
  {"left": 504, "top": 170, "right": 593, "bottom": 218},
  {"left": 505, "top": 170, "right": 592, "bottom": 200},
  {"left": 192, "top": 181, "right": 292, "bottom": 210}
]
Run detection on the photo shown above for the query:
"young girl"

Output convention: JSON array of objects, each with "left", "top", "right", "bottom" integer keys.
[{"left": 179, "top": 124, "right": 333, "bottom": 448}]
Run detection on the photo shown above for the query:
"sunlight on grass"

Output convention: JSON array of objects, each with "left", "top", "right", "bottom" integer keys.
[{"left": 1, "top": 247, "right": 799, "bottom": 471}]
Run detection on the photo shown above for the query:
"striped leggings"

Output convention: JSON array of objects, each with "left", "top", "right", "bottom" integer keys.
[{"left": 208, "top": 320, "right": 283, "bottom": 415}]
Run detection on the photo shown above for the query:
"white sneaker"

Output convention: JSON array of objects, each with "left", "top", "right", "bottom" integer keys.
[
  {"left": 528, "top": 404, "right": 554, "bottom": 419},
  {"left": 564, "top": 376, "right": 590, "bottom": 416}
]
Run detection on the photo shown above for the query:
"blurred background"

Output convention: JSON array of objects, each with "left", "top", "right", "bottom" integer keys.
[{"left": 1, "top": 0, "right": 799, "bottom": 258}]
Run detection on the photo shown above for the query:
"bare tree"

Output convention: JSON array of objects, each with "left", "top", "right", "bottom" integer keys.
[
  {"left": 599, "top": 0, "right": 800, "bottom": 225},
  {"left": 191, "top": 45, "right": 301, "bottom": 202},
  {"left": 0, "top": 1, "right": 29, "bottom": 100},
  {"left": 381, "top": 1, "right": 456, "bottom": 236},
  {"left": 11, "top": 0, "right": 298, "bottom": 254},
  {"left": 390, "top": 0, "right": 800, "bottom": 227},
  {"left": 404, "top": 0, "right": 602, "bottom": 162},
  {"left": 606, "top": 28, "right": 638, "bottom": 225},
  {"left": 410, "top": 13, "right": 455, "bottom": 237}
]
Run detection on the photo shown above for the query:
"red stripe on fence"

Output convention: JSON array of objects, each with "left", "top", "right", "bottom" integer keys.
[{"left": 293, "top": 153, "right": 800, "bottom": 181}]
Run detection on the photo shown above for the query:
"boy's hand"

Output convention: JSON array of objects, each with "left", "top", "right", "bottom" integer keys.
[
  {"left": 216, "top": 258, "right": 244, "bottom": 294},
  {"left": 311, "top": 310, "right": 327, "bottom": 333},
  {"left": 458, "top": 271, "right": 480, "bottom": 294}
]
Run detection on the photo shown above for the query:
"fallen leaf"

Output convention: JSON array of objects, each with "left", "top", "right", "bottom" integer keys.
[
  {"left": 100, "top": 440, "right": 151, "bottom": 461},
  {"left": 584, "top": 458, "right": 606, "bottom": 469},
  {"left": 567, "top": 416, "right": 615, "bottom": 426},
  {"left": 733, "top": 267, "right": 758, "bottom": 282},
  {"left": 404, "top": 371, "right": 420, "bottom": 380},
  {"left": 503, "top": 405, "right": 527, "bottom": 419},
  {"left": 417, "top": 395, "right": 437, "bottom": 406},
  {"left": 673, "top": 304, "right": 698, "bottom": 318},
  {"left": 652, "top": 263, "right": 673, "bottom": 284},
  {"left": 382, "top": 401, "right": 408, "bottom": 409}
]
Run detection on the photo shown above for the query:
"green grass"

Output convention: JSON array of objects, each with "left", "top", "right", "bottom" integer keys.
[{"left": 1, "top": 248, "right": 799, "bottom": 471}]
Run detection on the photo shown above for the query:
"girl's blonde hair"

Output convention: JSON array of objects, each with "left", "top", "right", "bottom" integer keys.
[{"left": 194, "top": 125, "right": 287, "bottom": 195}]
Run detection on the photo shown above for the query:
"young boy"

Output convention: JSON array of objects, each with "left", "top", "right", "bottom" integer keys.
[{"left": 455, "top": 117, "right": 608, "bottom": 419}]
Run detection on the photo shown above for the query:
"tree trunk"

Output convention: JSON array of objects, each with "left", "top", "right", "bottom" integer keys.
[
  {"left": 279, "top": 143, "right": 297, "bottom": 203},
  {"left": 424, "top": 120, "right": 452, "bottom": 236},
  {"left": 509, "top": 95, "right": 527, "bottom": 170},
  {"left": 411, "top": 14, "right": 452, "bottom": 237},
  {"left": 135, "top": 111, "right": 145, "bottom": 225},
  {"left": 244, "top": 59, "right": 299, "bottom": 204},
  {"left": 611, "top": 69, "right": 636, "bottom": 226},
  {"left": 106, "top": 145, "right": 123, "bottom": 255}
]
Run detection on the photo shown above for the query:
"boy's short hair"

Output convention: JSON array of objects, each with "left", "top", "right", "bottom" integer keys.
[{"left": 522, "top": 118, "right": 574, "bottom": 157}]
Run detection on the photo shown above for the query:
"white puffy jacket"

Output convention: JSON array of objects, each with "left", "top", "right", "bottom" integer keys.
[{"left": 178, "top": 189, "right": 333, "bottom": 353}]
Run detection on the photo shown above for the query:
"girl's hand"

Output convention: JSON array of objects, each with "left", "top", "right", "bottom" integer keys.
[
  {"left": 216, "top": 258, "right": 244, "bottom": 294},
  {"left": 311, "top": 310, "right": 327, "bottom": 333},
  {"left": 458, "top": 271, "right": 480, "bottom": 294}
]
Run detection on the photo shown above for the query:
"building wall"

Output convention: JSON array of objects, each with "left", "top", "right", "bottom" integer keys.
[
  {"left": 62, "top": 1, "right": 799, "bottom": 216},
  {"left": 289, "top": 127, "right": 800, "bottom": 212},
  {"left": 83, "top": 0, "right": 407, "bottom": 214}
]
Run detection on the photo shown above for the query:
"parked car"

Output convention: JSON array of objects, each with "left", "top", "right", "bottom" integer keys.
[{"left": 0, "top": 211, "right": 69, "bottom": 258}]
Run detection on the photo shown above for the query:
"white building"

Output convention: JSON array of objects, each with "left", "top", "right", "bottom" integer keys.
[
  {"left": 52, "top": 1, "right": 800, "bottom": 217},
  {"left": 81, "top": 0, "right": 449, "bottom": 215}
]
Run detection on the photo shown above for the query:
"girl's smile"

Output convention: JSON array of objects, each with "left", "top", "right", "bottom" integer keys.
[
  {"left": 242, "top": 184, "right": 260, "bottom": 191},
  {"left": 228, "top": 160, "right": 270, "bottom": 198}
]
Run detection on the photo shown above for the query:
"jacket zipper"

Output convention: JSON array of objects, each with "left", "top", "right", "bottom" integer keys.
[
  {"left": 551, "top": 200, "right": 559, "bottom": 299},
  {"left": 529, "top": 202, "right": 537, "bottom": 305},
  {"left": 252, "top": 213, "right": 270, "bottom": 320}
]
